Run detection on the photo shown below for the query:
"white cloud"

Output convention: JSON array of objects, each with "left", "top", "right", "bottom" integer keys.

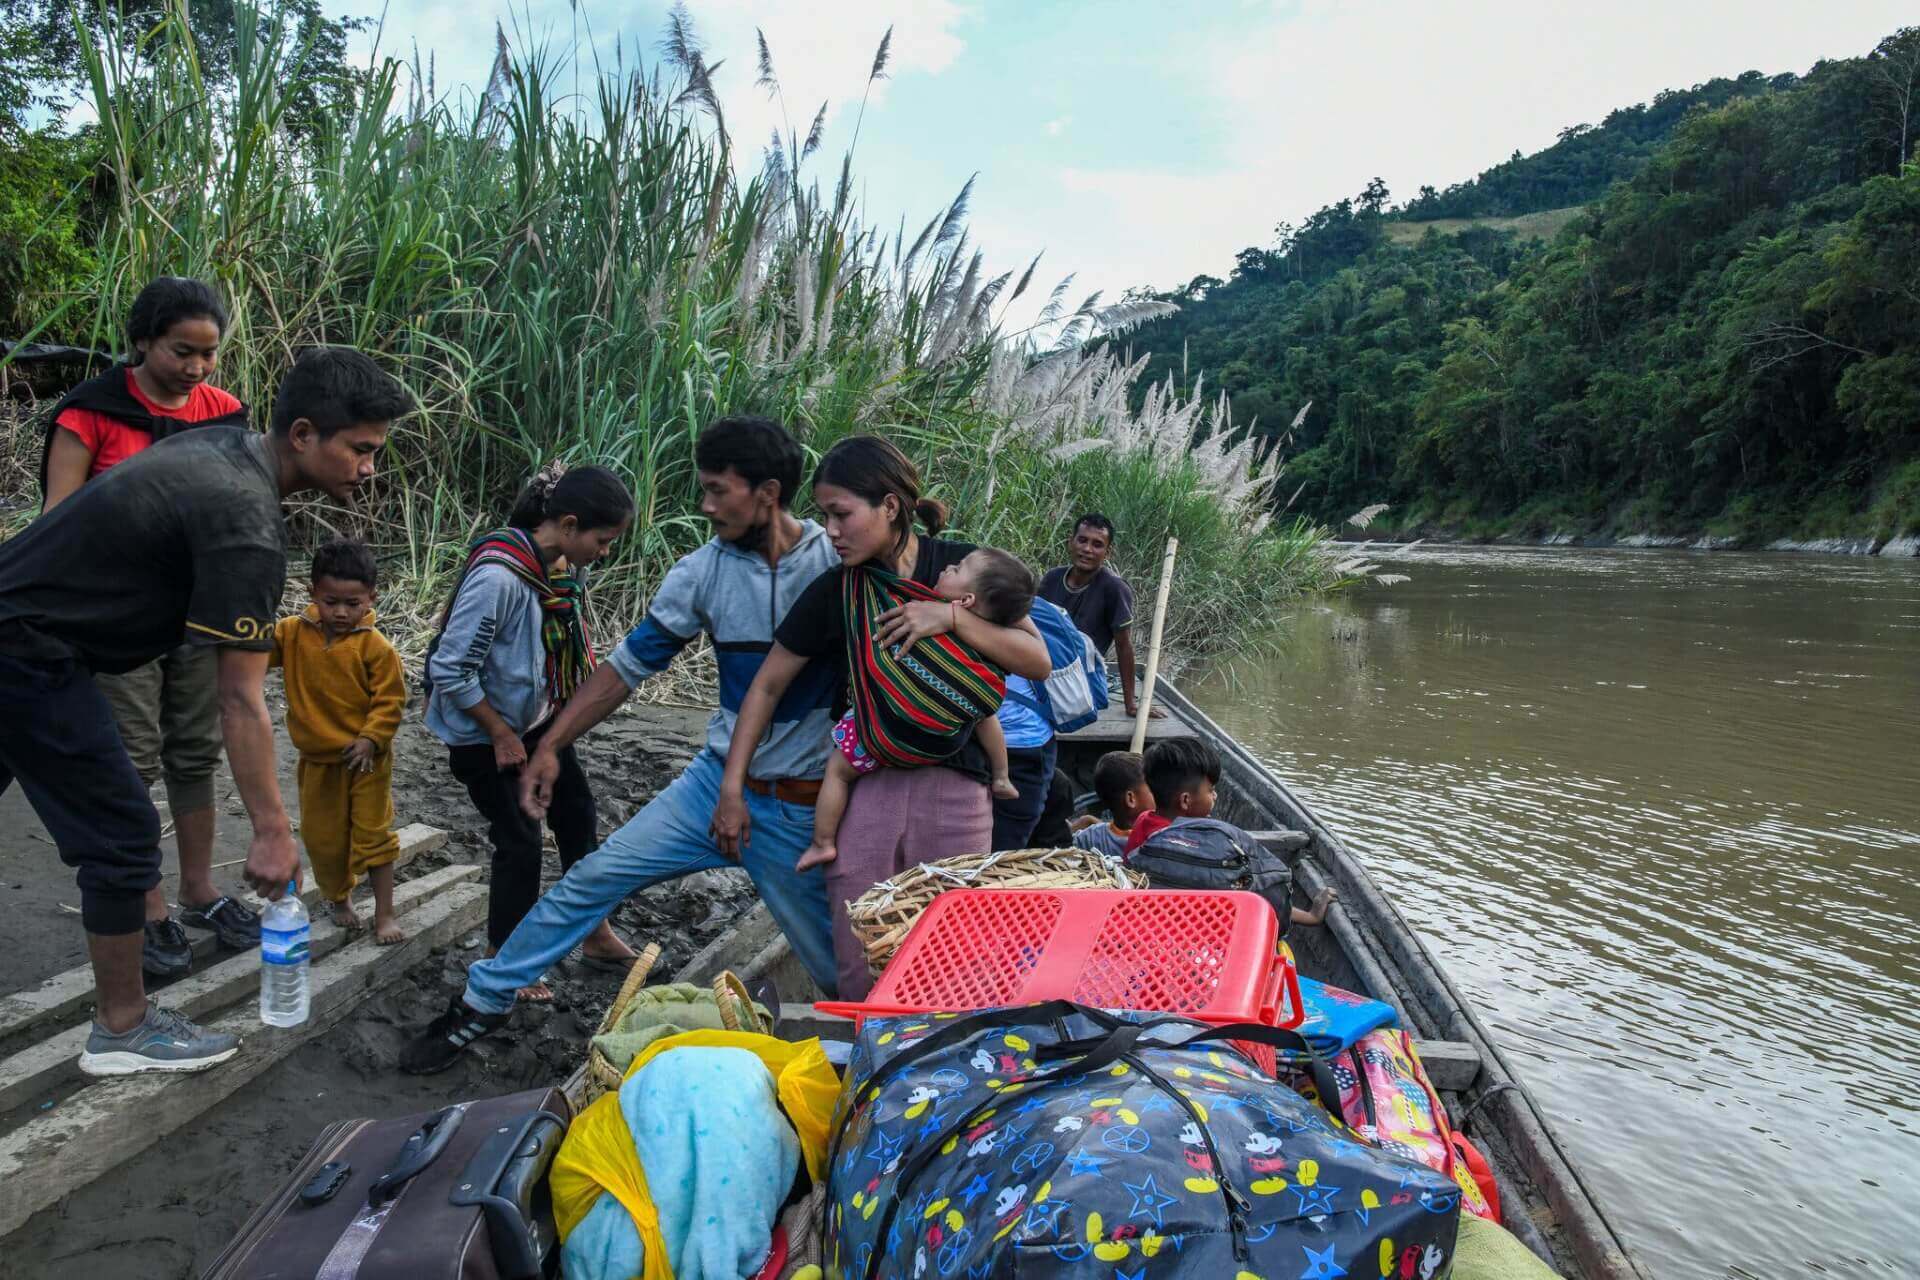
[
  {"left": 1045, "top": 115, "right": 1071, "bottom": 137},
  {"left": 1027, "top": 0, "right": 1920, "bottom": 298},
  {"left": 670, "top": 0, "right": 968, "bottom": 162}
]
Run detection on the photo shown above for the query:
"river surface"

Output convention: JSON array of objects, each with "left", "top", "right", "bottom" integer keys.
[{"left": 1183, "top": 544, "right": 1920, "bottom": 1279}]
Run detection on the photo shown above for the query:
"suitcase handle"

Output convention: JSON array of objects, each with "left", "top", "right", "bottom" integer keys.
[
  {"left": 449, "top": 1109, "right": 568, "bottom": 1280},
  {"left": 368, "top": 1104, "right": 467, "bottom": 1206}
]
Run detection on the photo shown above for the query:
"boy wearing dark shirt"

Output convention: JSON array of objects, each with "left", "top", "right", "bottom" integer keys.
[
  {"left": 1126, "top": 738, "right": 1335, "bottom": 927},
  {"left": 0, "top": 347, "right": 412, "bottom": 1076}
]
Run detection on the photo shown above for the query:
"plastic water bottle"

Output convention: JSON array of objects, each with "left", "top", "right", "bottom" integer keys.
[{"left": 260, "top": 882, "right": 311, "bottom": 1027}]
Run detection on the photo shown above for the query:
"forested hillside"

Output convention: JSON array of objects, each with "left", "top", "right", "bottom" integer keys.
[{"left": 1127, "top": 31, "right": 1920, "bottom": 544}]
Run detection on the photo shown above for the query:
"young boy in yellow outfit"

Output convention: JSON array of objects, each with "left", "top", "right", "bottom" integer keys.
[{"left": 270, "top": 539, "right": 408, "bottom": 942}]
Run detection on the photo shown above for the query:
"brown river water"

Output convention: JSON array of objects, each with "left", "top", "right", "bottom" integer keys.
[{"left": 1183, "top": 544, "right": 1920, "bottom": 1279}]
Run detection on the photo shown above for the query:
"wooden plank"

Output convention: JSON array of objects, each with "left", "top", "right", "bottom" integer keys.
[
  {"left": 0, "top": 864, "right": 479, "bottom": 1114},
  {"left": 0, "top": 882, "right": 488, "bottom": 1239},
  {"left": 780, "top": 1002, "right": 854, "bottom": 1041},
  {"left": 1249, "top": 829, "right": 1312, "bottom": 866},
  {"left": 0, "top": 823, "right": 448, "bottom": 1045},
  {"left": 1054, "top": 702, "right": 1196, "bottom": 745},
  {"left": 1411, "top": 1039, "right": 1481, "bottom": 1092}
]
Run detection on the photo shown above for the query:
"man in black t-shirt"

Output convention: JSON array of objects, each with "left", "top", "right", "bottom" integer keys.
[
  {"left": 0, "top": 346, "right": 412, "bottom": 1077},
  {"left": 1036, "top": 512, "right": 1162, "bottom": 719}
]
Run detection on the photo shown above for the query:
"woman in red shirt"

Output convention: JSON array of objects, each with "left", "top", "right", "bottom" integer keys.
[{"left": 40, "top": 278, "right": 258, "bottom": 977}]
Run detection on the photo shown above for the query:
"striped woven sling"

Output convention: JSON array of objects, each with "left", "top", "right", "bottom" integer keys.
[
  {"left": 843, "top": 563, "right": 1007, "bottom": 770},
  {"left": 457, "top": 527, "right": 596, "bottom": 702}
]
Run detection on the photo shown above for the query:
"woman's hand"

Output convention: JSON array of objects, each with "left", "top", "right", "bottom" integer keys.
[
  {"left": 491, "top": 728, "right": 529, "bottom": 771},
  {"left": 710, "top": 786, "right": 751, "bottom": 861},
  {"left": 876, "top": 600, "right": 954, "bottom": 654}
]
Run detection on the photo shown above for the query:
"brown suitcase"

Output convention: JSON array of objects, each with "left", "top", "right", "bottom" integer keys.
[{"left": 203, "top": 1086, "right": 572, "bottom": 1280}]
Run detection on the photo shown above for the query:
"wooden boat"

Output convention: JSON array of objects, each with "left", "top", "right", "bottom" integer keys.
[{"left": 569, "top": 683, "right": 1650, "bottom": 1280}]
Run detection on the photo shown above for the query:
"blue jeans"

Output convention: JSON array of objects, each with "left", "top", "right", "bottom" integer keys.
[{"left": 464, "top": 750, "right": 836, "bottom": 1013}]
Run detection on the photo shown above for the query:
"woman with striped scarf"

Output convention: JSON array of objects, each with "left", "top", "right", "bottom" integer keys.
[
  {"left": 715, "top": 437, "right": 1056, "bottom": 999},
  {"left": 425, "top": 464, "right": 639, "bottom": 1001}
]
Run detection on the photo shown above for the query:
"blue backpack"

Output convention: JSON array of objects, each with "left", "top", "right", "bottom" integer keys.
[{"left": 1006, "top": 597, "right": 1110, "bottom": 734}]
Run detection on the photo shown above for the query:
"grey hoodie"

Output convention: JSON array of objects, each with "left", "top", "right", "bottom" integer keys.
[{"left": 424, "top": 563, "right": 551, "bottom": 747}]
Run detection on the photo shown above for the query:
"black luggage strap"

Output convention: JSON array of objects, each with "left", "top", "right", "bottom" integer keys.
[
  {"left": 824, "top": 1001, "right": 1125, "bottom": 1176},
  {"left": 857, "top": 1014, "right": 1183, "bottom": 1280},
  {"left": 316, "top": 1104, "right": 469, "bottom": 1280},
  {"left": 1169, "top": 1022, "right": 1344, "bottom": 1115}
]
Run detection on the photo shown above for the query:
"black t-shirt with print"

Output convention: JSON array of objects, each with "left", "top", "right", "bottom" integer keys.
[
  {"left": 1037, "top": 564, "right": 1134, "bottom": 656},
  {"left": 0, "top": 426, "right": 287, "bottom": 674},
  {"left": 775, "top": 535, "right": 991, "bottom": 784}
]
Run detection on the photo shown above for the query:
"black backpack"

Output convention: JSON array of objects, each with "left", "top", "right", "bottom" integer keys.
[{"left": 1131, "top": 816, "right": 1300, "bottom": 927}]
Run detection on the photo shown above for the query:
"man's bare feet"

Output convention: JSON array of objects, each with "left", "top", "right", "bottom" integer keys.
[
  {"left": 373, "top": 916, "right": 406, "bottom": 945},
  {"left": 795, "top": 841, "right": 837, "bottom": 872},
  {"left": 330, "top": 899, "right": 364, "bottom": 932},
  {"left": 581, "top": 920, "right": 638, "bottom": 963},
  {"left": 516, "top": 982, "right": 554, "bottom": 1003},
  {"left": 989, "top": 774, "right": 1020, "bottom": 800}
]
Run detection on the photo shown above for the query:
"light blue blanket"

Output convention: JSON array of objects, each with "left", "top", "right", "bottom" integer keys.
[{"left": 561, "top": 1045, "right": 801, "bottom": 1280}]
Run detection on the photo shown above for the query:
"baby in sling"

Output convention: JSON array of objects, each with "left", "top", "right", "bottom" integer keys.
[{"left": 798, "top": 549, "right": 1036, "bottom": 871}]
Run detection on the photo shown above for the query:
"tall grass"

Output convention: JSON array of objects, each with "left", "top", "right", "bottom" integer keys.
[{"left": 14, "top": 1, "right": 1357, "bottom": 659}]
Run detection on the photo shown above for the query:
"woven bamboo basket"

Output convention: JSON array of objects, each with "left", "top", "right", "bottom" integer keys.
[
  {"left": 846, "top": 846, "right": 1145, "bottom": 973},
  {"left": 584, "top": 944, "right": 774, "bottom": 1100}
]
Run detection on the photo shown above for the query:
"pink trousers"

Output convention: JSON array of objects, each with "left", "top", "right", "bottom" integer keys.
[{"left": 827, "top": 765, "right": 991, "bottom": 999}]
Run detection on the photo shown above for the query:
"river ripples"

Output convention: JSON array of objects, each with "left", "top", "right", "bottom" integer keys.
[{"left": 1186, "top": 545, "right": 1920, "bottom": 1278}]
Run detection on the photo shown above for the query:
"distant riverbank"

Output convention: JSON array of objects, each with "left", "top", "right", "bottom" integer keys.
[{"left": 1346, "top": 526, "right": 1920, "bottom": 558}]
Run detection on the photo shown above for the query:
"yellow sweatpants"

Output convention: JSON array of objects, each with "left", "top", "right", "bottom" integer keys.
[{"left": 297, "top": 756, "right": 400, "bottom": 901}]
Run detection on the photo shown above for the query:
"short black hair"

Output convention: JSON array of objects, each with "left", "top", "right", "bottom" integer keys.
[
  {"left": 127, "top": 277, "right": 227, "bottom": 356},
  {"left": 1092, "top": 751, "right": 1146, "bottom": 814},
  {"left": 311, "top": 538, "right": 378, "bottom": 589},
  {"left": 695, "top": 415, "right": 804, "bottom": 508},
  {"left": 1074, "top": 513, "right": 1115, "bottom": 541},
  {"left": 1144, "top": 737, "right": 1219, "bottom": 806},
  {"left": 271, "top": 347, "right": 415, "bottom": 439},
  {"left": 968, "top": 548, "right": 1036, "bottom": 626}
]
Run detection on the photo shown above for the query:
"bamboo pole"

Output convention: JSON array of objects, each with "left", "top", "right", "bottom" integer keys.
[{"left": 1130, "top": 537, "right": 1179, "bottom": 753}]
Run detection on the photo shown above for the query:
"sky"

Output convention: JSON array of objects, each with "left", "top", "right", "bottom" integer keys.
[{"left": 341, "top": 0, "right": 1916, "bottom": 319}]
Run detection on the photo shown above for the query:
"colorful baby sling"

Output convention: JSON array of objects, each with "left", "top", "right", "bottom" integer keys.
[
  {"left": 843, "top": 564, "right": 1007, "bottom": 770},
  {"left": 456, "top": 527, "right": 596, "bottom": 702}
]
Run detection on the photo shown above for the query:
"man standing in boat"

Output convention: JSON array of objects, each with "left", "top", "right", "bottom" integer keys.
[
  {"left": 1037, "top": 513, "right": 1158, "bottom": 718},
  {"left": 401, "top": 415, "right": 841, "bottom": 1073}
]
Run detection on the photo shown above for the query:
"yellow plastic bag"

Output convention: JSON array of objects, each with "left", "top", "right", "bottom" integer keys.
[{"left": 549, "top": 1029, "right": 841, "bottom": 1279}]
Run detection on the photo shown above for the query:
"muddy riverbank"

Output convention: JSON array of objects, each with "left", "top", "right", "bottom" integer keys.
[{"left": 0, "top": 697, "right": 747, "bottom": 1277}]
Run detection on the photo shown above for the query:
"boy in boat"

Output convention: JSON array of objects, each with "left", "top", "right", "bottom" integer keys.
[
  {"left": 1071, "top": 750, "right": 1153, "bottom": 858},
  {"left": 1128, "top": 737, "right": 1337, "bottom": 928},
  {"left": 795, "top": 547, "right": 1036, "bottom": 872},
  {"left": 0, "top": 346, "right": 411, "bottom": 1075},
  {"left": 269, "top": 539, "right": 408, "bottom": 943}
]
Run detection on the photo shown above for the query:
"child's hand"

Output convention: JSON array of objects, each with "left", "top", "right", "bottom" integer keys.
[
  {"left": 876, "top": 600, "right": 953, "bottom": 654},
  {"left": 342, "top": 737, "right": 378, "bottom": 772},
  {"left": 1068, "top": 813, "right": 1101, "bottom": 832}
]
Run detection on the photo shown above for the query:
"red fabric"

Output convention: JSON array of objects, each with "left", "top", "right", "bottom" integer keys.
[
  {"left": 54, "top": 369, "right": 242, "bottom": 477},
  {"left": 1123, "top": 810, "right": 1172, "bottom": 854}
]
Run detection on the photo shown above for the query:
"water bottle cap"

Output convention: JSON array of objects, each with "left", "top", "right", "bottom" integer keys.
[{"left": 286, "top": 879, "right": 297, "bottom": 895}]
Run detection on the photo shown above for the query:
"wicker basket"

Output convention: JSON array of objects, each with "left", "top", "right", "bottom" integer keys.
[
  {"left": 846, "top": 846, "right": 1145, "bottom": 973},
  {"left": 584, "top": 946, "right": 774, "bottom": 1100}
]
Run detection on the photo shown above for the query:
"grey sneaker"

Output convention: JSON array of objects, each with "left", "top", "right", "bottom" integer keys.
[{"left": 78, "top": 1003, "right": 240, "bottom": 1077}]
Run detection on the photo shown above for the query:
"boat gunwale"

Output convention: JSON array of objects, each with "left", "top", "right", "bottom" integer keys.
[{"left": 1142, "top": 680, "right": 1651, "bottom": 1280}]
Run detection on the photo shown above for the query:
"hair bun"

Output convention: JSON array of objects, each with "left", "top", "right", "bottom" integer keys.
[
  {"left": 532, "top": 459, "right": 568, "bottom": 500},
  {"left": 914, "top": 496, "right": 949, "bottom": 535}
]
